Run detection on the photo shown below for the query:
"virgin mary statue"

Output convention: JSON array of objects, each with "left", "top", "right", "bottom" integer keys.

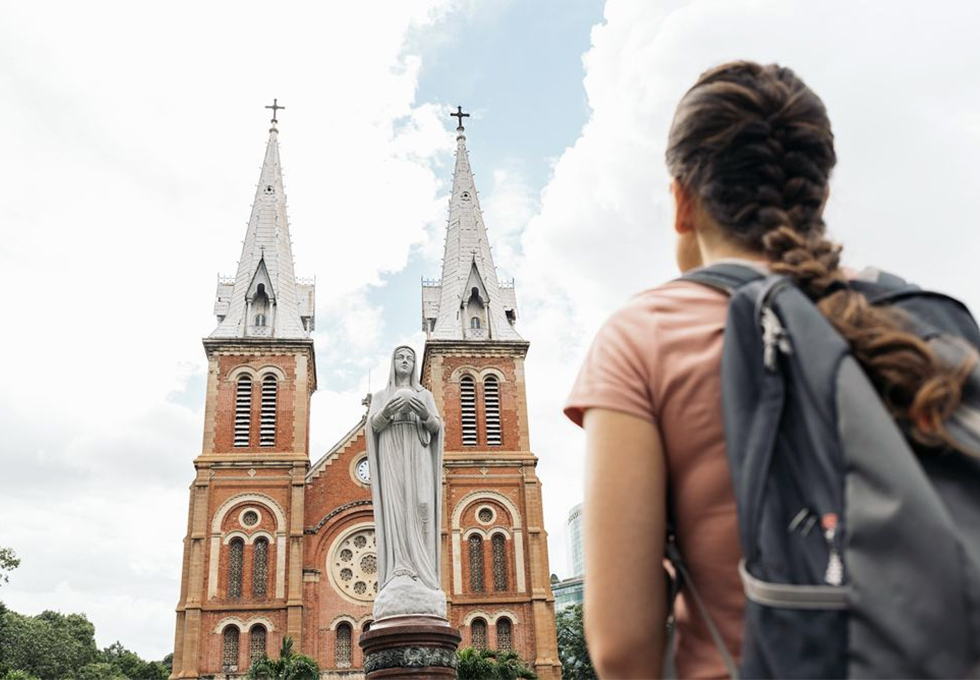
[{"left": 366, "top": 345, "right": 446, "bottom": 620}]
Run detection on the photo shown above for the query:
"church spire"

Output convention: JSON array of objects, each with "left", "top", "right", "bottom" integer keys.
[
  {"left": 423, "top": 108, "right": 520, "bottom": 341},
  {"left": 212, "top": 103, "right": 314, "bottom": 339}
]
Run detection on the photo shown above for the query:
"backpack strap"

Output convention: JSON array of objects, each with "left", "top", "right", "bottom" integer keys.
[
  {"left": 665, "top": 537, "right": 741, "bottom": 679},
  {"left": 679, "top": 262, "right": 766, "bottom": 295}
]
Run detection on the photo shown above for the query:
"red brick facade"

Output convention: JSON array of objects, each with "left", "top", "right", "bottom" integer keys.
[{"left": 171, "top": 335, "right": 559, "bottom": 679}]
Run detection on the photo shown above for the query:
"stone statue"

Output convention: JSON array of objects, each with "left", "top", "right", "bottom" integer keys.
[{"left": 367, "top": 345, "right": 446, "bottom": 620}]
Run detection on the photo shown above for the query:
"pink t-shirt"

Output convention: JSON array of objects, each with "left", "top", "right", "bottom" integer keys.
[{"left": 565, "top": 279, "right": 743, "bottom": 680}]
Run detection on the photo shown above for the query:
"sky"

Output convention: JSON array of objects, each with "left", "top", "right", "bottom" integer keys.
[{"left": 2, "top": 0, "right": 980, "bottom": 662}]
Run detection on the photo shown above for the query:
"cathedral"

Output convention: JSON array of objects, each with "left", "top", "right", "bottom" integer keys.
[{"left": 169, "top": 107, "right": 561, "bottom": 679}]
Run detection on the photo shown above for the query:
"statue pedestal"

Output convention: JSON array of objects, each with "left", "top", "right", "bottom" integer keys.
[{"left": 360, "top": 615, "right": 461, "bottom": 679}]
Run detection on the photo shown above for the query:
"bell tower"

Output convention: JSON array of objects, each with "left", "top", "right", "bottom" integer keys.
[
  {"left": 171, "top": 104, "right": 317, "bottom": 679},
  {"left": 420, "top": 110, "right": 560, "bottom": 679}
]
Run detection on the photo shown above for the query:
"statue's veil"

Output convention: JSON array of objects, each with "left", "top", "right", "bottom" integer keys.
[{"left": 383, "top": 345, "right": 422, "bottom": 394}]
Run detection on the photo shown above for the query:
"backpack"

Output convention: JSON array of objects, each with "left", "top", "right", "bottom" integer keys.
[{"left": 668, "top": 262, "right": 980, "bottom": 679}]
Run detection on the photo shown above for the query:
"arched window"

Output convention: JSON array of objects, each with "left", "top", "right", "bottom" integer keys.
[
  {"left": 252, "top": 537, "right": 269, "bottom": 597},
  {"left": 363, "top": 620, "right": 373, "bottom": 633},
  {"left": 468, "top": 534, "right": 485, "bottom": 592},
  {"left": 492, "top": 533, "right": 508, "bottom": 591},
  {"left": 496, "top": 617, "right": 512, "bottom": 651},
  {"left": 471, "top": 618, "right": 488, "bottom": 650},
  {"left": 253, "top": 284, "right": 269, "bottom": 327},
  {"left": 471, "top": 316, "right": 481, "bottom": 329},
  {"left": 249, "top": 625, "right": 267, "bottom": 663},
  {"left": 336, "top": 622, "right": 353, "bottom": 668},
  {"left": 483, "top": 376, "right": 501, "bottom": 445},
  {"left": 259, "top": 375, "right": 277, "bottom": 447},
  {"left": 222, "top": 625, "right": 240, "bottom": 670},
  {"left": 234, "top": 375, "right": 252, "bottom": 447},
  {"left": 228, "top": 538, "right": 244, "bottom": 598},
  {"left": 460, "top": 376, "right": 477, "bottom": 446}
]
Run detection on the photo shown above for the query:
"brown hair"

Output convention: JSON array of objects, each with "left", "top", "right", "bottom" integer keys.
[{"left": 666, "top": 60, "right": 974, "bottom": 451}]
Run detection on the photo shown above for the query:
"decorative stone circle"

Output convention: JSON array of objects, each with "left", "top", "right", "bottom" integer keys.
[{"left": 329, "top": 527, "right": 377, "bottom": 603}]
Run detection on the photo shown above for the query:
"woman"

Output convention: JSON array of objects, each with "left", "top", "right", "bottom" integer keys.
[
  {"left": 564, "top": 61, "right": 974, "bottom": 678},
  {"left": 367, "top": 345, "right": 445, "bottom": 619}
]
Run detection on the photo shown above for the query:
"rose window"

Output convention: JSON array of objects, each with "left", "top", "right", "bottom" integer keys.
[
  {"left": 330, "top": 527, "right": 377, "bottom": 603},
  {"left": 242, "top": 510, "right": 259, "bottom": 526},
  {"left": 478, "top": 508, "right": 493, "bottom": 523}
]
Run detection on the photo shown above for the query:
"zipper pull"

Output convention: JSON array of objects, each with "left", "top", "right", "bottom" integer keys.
[
  {"left": 760, "top": 306, "right": 792, "bottom": 371},
  {"left": 821, "top": 513, "right": 844, "bottom": 586}
]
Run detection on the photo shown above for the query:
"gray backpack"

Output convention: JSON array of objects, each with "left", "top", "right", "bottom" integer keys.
[{"left": 670, "top": 263, "right": 980, "bottom": 678}]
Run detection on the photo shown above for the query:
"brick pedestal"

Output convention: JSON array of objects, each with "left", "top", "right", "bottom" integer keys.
[{"left": 359, "top": 615, "right": 461, "bottom": 679}]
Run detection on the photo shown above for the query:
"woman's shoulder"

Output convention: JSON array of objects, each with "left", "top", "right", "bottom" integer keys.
[{"left": 599, "top": 279, "right": 729, "bottom": 336}]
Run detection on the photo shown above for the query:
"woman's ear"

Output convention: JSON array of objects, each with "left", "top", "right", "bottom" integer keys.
[{"left": 671, "top": 179, "right": 695, "bottom": 235}]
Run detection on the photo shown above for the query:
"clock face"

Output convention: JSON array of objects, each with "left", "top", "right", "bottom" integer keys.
[{"left": 356, "top": 459, "right": 371, "bottom": 484}]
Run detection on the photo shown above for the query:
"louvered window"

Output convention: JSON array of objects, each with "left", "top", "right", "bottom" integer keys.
[
  {"left": 234, "top": 375, "right": 252, "bottom": 447},
  {"left": 492, "top": 533, "right": 508, "bottom": 591},
  {"left": 252, "top": 538, "right": 268, "bottom": 597},
  {"left": 471, "top": 618, "right": 488, "bottom": 650},
  {"left": 222, "top": 625, "right": 239, "bottom": 669},
  {"left": 496, "top": 618, "right": 512, "bottom": 651},
  {"left": 249, "top": 625, "right": 266, "bottom": 662},
  {"left": 484, "top": 376, "right": 501, "bottom": 445},
  {"left": 259, "top": 375, "right": 277, "bottom": 447},
  {"left": 460, "top": 376, "right": 477, "bottom": 446},
  {"left": 336, "top": 623, "right": 352, "bottom": 668},
  {"left": 228, "top": 538, "right": 244, "bottom": 598},
  {"left": 468, "top": 534, "right": 484, "bottom": 592}
]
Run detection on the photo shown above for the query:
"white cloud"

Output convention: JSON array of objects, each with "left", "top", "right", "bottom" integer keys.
[
  {"left": 507, "top": 0, "right": 980, "bottom": 577},
  {"left": 5, "top": 0, "right": 980, "bottom": 662},
  {"left": 0, "top": 0, "right": 456, "bottom": 660}
]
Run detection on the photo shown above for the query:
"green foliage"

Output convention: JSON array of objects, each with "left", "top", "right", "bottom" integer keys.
[
  {"left": 1, "top": 670, "right": 42, "bottom": 680},
  {"left": 0, "top": 609, "right": 98, "bottom": 679},
  {"left": 0, "top": 548, "right": 19, "bottom": 586},
  {"left": 76, "top": 662, "right": 127, "bottom": 680},
  {"left": 556, "top": 604, "right": 596, "bottom": 680},
  {"left": 0, "top": 603, "right": 169, "bottom": 680},
  {"left": 245, "top": 636, "right": 320, "bottom": 680},
  {"left": 97, "top": 641, "right": 169, "bottom": 680},
  {"left": 455, "top": 647, "right": 537, "bottom": 680}
]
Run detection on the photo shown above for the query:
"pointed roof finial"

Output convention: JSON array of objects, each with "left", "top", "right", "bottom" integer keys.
[
  {"left": 451, "top": 105, "right": 469, "bottom": 131},
  {"left": 266, "top": 98, "right": 285, "bottom": 126}
]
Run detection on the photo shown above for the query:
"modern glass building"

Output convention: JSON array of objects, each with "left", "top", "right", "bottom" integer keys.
[{"left": 553, "top": 502, "right": 585, "bottom": 612}]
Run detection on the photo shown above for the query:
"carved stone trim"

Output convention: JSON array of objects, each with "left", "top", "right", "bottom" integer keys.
[
  {"left": 306, "top": 499, "right": 373, "bottom": 535},
  {"left": 364, "top": 646, "right": 458, "bottom": 673}
]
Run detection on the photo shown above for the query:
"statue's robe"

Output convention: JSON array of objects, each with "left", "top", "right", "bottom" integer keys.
[{"left": 366, "top": 385, "right": 444, "bottom": 592}]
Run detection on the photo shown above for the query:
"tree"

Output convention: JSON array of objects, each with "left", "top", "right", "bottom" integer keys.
[
  {"left": 0, "top": 548, "right": 19, "bottom": 586},
  {"left": 245, "top": 637, "right": 319, "bottom": 680},
  {"left": 455, "top": 647, "right": 537, "bottom": 680},
  {"left": 98, "top": 641, "right": 168, "bottom": 680},
  {"left": 1, "top": 671, "right": 41, "bottom": 680},
  {"left": 0, "top": 609, "right": 98, "bottom": 679},
  {"left": 555, "top": 604, "right": 596, "bottom": 680}
]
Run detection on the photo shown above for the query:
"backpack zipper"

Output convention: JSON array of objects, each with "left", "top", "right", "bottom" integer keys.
[{"left": 821, "top": 513, "right": 844, "bottom": 586}]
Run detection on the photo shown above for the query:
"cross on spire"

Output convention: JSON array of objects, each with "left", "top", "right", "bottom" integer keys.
[
  {"left": 451, "top": 105, "right": 469, "bottom": 130},
  {"left": 266, "top": 98, "right": 285, "bottom": 124}
]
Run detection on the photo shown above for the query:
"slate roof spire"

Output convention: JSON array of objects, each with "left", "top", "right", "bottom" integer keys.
[
  {"left": 422, "top": 108, "right": 520, "bottom": 341},
  {"left": 211, "top": 107, "right": 314, "bottom": 339}
]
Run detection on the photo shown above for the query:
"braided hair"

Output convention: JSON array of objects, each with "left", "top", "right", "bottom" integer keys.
[{"left": 665, "top": 61, "right": 975, "bottom": 452}]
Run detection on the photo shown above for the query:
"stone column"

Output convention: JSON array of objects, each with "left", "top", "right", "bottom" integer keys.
[{"left": 359, "top": 615, "right": 461, "bottom": 679}]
